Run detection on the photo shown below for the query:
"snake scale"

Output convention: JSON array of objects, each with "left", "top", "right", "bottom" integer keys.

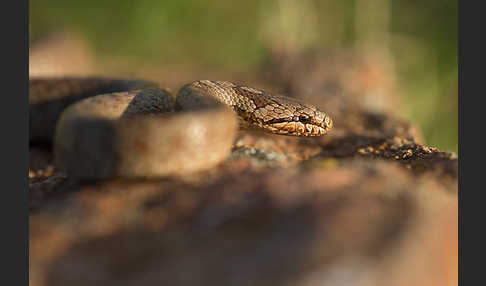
[{"left": 29, "top": 78, "right": 333, "bottom": 178}]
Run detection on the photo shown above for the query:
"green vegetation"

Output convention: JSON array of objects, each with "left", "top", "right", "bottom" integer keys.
[{"left": 30, "top": 0, "right": 457, "bottom": 152}]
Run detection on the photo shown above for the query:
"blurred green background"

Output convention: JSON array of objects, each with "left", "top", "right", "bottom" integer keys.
[{"left": 30, "top": 0, "right": 457, "bottom": 153}]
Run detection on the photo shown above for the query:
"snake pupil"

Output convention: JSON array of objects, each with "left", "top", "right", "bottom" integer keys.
[{"left": 299, "top": 115, "right": 310, "bottom": 123}]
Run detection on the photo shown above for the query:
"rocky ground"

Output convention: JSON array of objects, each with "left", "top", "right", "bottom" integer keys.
[{"left": 29, "top": 35, "right": 457, "bottom": 286}]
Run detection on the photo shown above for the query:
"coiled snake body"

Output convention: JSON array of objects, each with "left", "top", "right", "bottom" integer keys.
[{"left": 29, "top": 78, "right": 333, "bottom": 178}]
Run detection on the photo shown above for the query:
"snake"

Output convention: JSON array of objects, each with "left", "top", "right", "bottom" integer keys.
[{"left": 29, "top": 78, "right": 333, "bottom": 179}]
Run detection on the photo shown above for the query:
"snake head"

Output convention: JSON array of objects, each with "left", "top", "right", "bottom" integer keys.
[
  {"left": 246, "top": 93, "right": 334, "bottom": 136},
  {"left": 302, "top": 110, "right": 333, "bottom": 136},
  {"left": 191, "top": 80, "right": 334, "bottom": 137},
  {"left": 262, "top": 110, "right": 333, "bottom": 136}
]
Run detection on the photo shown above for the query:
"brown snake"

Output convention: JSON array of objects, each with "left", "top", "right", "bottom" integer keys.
[
  {"left": 30, "top": 78, "right": 333, "bottom": 178},
  {"left": 187, "top": 80, "right": 333, "bottom": 136}
]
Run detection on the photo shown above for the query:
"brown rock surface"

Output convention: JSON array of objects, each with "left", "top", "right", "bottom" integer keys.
[
  {"left": 30, "top": 161, "right": 456, "bottom": 286},
  {"left": 29, "top": 47, "right": 457, "bottom": 286},
  {"left": 29, "top": 32, "right": 97, "bottom": 77}
]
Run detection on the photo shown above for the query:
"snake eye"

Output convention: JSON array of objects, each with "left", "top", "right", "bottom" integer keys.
[{"left": 299, "top": 115, "right": 310, "bottom": 123}]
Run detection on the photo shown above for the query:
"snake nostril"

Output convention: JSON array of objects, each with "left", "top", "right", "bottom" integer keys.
[{"left": 324, "top": 116, "right": 333, "bottom": 128}]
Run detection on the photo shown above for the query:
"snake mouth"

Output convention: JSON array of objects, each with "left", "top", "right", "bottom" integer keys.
[{"left": 263, "top": 117, "right": 332, "bottom": 136}]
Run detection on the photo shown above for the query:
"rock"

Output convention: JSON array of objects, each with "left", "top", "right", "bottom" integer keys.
[
  {"left": 30, "top": 161, "right": 456, "bottom": 286},
  {"left": 29, "top": 47, "right": 457, "bottom": 286}
]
